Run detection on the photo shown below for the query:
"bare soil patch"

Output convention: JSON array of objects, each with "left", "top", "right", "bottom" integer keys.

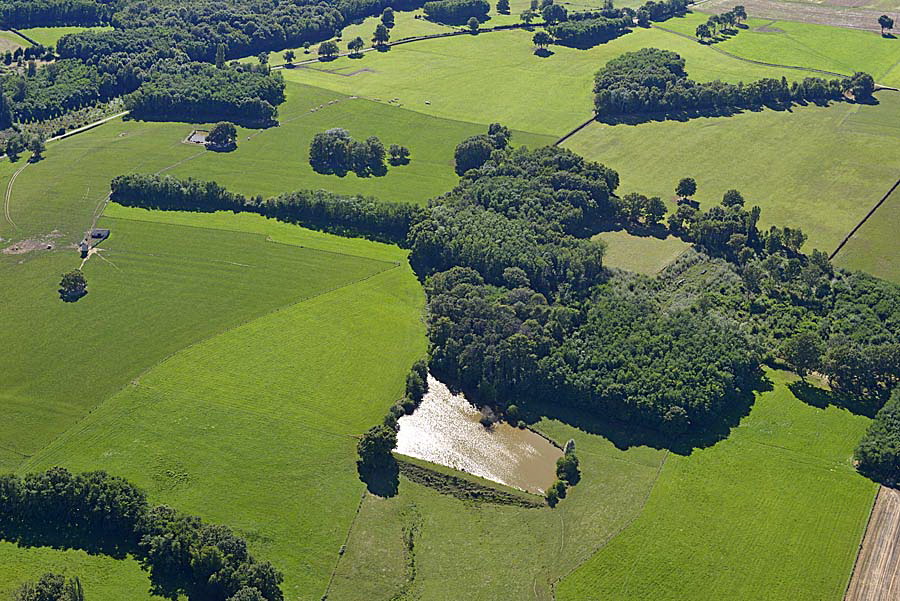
[
  {"left": 845, "top": 486, "right": 900, "bottom": 601},
  {"left": 2, "top": 231, "right": 63, "bottom": 255},
  {"left": 702, "top": 0, "right": 893, "bottom": 31}
]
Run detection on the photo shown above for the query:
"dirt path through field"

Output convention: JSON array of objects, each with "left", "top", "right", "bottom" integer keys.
[
  {"left": 845, "top": 486, "right": 900, "bottom": 601},
  {"left": 3, "top": 160, "right": 28, "bottom": 229}
]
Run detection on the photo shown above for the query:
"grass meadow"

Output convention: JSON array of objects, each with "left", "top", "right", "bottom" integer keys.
[
  {"left": 594, "top": 230, "right": 690, "bottom": 274},
  {"left": 834, "top": 188, "right": 900, "bottom": 284},
  {"left": 564, "top": 92, "right": 900, "bottom": 253},
  {"left": 557, "top": 371, "right": 877, "bottom": 601},
  {"left": 17, "top": 26, "right": 112, "bottom": 47}
]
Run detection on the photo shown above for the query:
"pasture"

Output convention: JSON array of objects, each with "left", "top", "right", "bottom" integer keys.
[
  {"left": 834, "top": 186, "right": 900, "bottom": 284},
  {"left": 557, "top": 371, "right": 877, "bottom": 601},
  {"left": 594, "top": 230, "right": 690, "bottom": 275},
  {"left": 564, "top": 92, "right": 900, "bottom": 253},
  {"left": 17, "top": 26, "right": 112, "bottom": 47},
  {"left": 0, "top": 30, "right": 28, "bottom": 51}
]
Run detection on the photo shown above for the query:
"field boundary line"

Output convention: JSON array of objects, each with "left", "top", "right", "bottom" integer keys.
[
  {"left": 322, "top": 490, "right": 368, "bottom": 599},
  {"left": 20, "top": 264, "right": 402, "bottom": 473},
  {"left": 842, "top": 485, "right": 881, "bottom": 601},
  {"left": 549, "top": 449, "right": 670, "bottom": 601},
  {"left": 830, "top": 175, "right": 900, "bottom": 260}
]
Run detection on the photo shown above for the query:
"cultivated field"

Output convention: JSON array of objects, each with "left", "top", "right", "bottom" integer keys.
[
  {"left": 845, "top": 486, "right": 900, "bottom": 601},
  {"left": 557, "top": 371, "right": 877, "bottom": 601},
  {"left": 700, "top": 0, "right": 899, "bottom": 32},
  {"left": 564, "top": 92, "right": 900, "bottom": 253}
]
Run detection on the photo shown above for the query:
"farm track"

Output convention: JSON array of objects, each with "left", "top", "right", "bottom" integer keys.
[
  {"left": 844, "top": 486, "right": 900, "bottom": 601},
  {"left": 3, "top": 160, "right": 27, "bottom": 229}
]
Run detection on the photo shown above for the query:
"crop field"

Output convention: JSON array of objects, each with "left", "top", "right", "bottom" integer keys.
[
  {"left": 657, "top": 13, "right": 900, "bottom": 86},
  {"left": 327, "top": 416, "right": 667, "bottom": 600},
  {"left": 594, "top": 230, "right": 690, "bottom": 274},
  {"left": 564, "top": 92, "right": 900, "bottom": 253},
  {"left": 17, "top": 26, "right": 112, "bottom": 47},
  {"left": 557, "top": 371, "right": 877, "bottom": 601},
  {"left": 700, "top": 0, "right": 898, "bottom": 31},
  {"left": 283, "top": 26, "right": 808, "bottom": 135}
]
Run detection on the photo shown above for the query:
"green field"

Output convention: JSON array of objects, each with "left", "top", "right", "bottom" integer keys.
[
  {"left": 834, "top": 187, "right": 900, "bottom": 284},
  {"left": 283, "top": 26, "right": 808, "bottom": 135},
  {"left": 0, "top": 29, "right": 28, "bottom": 51},
  {"left": 16, "top": 26, "right": 112, "bottom": 47},
  {"left": 557, "top": 371, "right": 877, "bottom": 601},
  {"left": 564, "top": 92, "right": 900, "bottom": 253},
  {"left": 657, "top": 13, "right": 900, "bottom": 86},
  {"left": 594, "top": 230, "right": 691, "bottom": 274}
]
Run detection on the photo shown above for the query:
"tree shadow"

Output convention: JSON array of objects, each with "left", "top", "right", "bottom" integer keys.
[
  {"left": 882, "top": 33, "right": 896, "bottom": 39},
  {"left": 788, "top": 380, "right": 879, "bottom": 418},
  {"left": 59, "top": 288, "right": 87, "bottom": 302},
  {"left": 357, "top": 460, "right": 399, "bottom": 497},
  {"left": 534, "top": 47, "right": 554, "bottom": 57},
  {"left": 0, "top": 523, "right": 139, "bottom": 560}
]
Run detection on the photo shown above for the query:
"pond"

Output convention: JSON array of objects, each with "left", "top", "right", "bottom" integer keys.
[{"left": 395, "top": 376, "right": 562, "bottom": 494}]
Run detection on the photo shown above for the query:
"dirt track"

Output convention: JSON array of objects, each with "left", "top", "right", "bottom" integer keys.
[
  {"left": 845, "top": 486, "right": 900, "bottom": 601},
  {"left": 700, "top": 0, "right": 898, "bottom": 32}
]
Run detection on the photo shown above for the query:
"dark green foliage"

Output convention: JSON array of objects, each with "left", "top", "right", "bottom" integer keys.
[
  {"left": 125, "top": 62, "right": 285, "bottom": 127},
  {"left": 396, "top": 459, "right": 544, "bottom": 507},
  {"left": 0, "top": 0, "right": 111, "bottom": 28},
  {"left": 856, "top": 388, "right": 900, "bottom": 483},
  {"left": 382, "top": 6, "right": 395, "bottom": 27},
  {"left": 548, "top": 16, "right": 631, "bottom": 48},
  {"left": 634, "top": 0, "right": 687, "bottom": 25},
  {"left": 206, "top": 122, "right": 238, "bottom": 151},
  {"left": 556, "top": 453, "right": 579, "bottom": 484},
  {"left": 318, "top": 40, "right": 340, "bottom": 58},
  {"left": 109, "top": 173, "right": 423, "bottom": 244},
  {"left": 357, "top": 425, "right": 398, "bottom": 468},
  {"left": 541, "top": 3, "right": 567, "bottom": 24},
  {"left": 373, "top": 22, "right": 391, "bottom": 45},
  {"left": 676, "top": 177, "right": 696, "bottom": 199},
  {"left": 406, "top": 359, "right": 429, "bottom": 404},
  {"left": 13, "top": 572, "right": 84, "bottom": 601},
  {"left": 59, "top": 269, "right": 87, "bottom": 302},
  {"left": 552, "top": 479, "right": 567, "bottom": 499},
  {"left": 308, "top": 128, "right": 389, "bottom": 176},
  {"left": 388, "top": 143, "right": 410, "bottom": 165},
  {"left": 780, "top": 331, "right": 823, "bottom": 379},
  {"left": 496, "top": 0, "right": 510, "bottom": 14},
  {"left": 593, "top": 48, "right": 870, "bottom": 119},
  {"left": 453, "top": 135, "right": 495, "bottom": 175},
  {"left": 423, "top": 0, "right": 490, "bottom": 24},
  {"left": 467, "top": 16, "right": 479, "bottom": 32},
  {"left": 227, "top": 588, "right": 266, "bottom": 601},
  {"left": 545, "top": 486, "right": 559, "bottom": 507}
]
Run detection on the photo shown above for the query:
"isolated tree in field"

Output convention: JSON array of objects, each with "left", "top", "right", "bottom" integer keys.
[
  {"left": 215, "top": 43, "right": 227, "bottom": 68},
  {"left": 318, "top": 40, "right": 339, "bottom": 59},
  {"left": 373, "top": 23, "right": 390, "bottom": 46},
  {"left": 542, "top": 3, "right": 567, "bottom": 24},
  {"left": 533, "top": 30, "right": 552, "bottom": 49},
  {"left": 468, "top": 16, "right": 480, "bottom": 32},
  {"left": 257, "top": 51, "right": 269, "bottom": 67},
  {"left": 879, "top": 14, "right": 893, "bottom": 35},
  {"left": 780, "top": 331, "right": 824, "bottom": 380},
  {"left": 283, "top": 49, "right": 295, "bottom": 64},
  {"left": 348, "top": 36, "right": 364, "bottom": 56},
  {"left": 207, "top": 121, "right": 238, "bottom": 150},
  {"left": 676, "top": 177, "right": 696, "bottom": 199},
  {"left": 389, "top": 143, "right": 410, "bottom": 164},
  {"left": 382, "top": 6, "right": 395, "bottom": 28},
  {"left": 303, "top": 41, "right": 312, "bottom": 54},
  {"left": 59, "top": 269, "right": 87, "bottom": 302},
  {"left": 733, "top": 5, "right": 747, "bottom": 23},
  {"left": 695, "top": 23, "right": 710, "bottom": 41},
  {"left": 28, "top": 136, "right": 45, "bottom": 161},
  {"left": 520, "top": 8, "right": 536, "bottom": 24},
  {"left": 497, "top": 0, "right": 510, "bottom": 13},
  {"left": 14, "top": 573, "right": 84, "bottom": 601}
]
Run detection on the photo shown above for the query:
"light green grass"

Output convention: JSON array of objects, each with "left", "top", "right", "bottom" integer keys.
[
  {"left": 0, "top": 29, "right": 28, "bottom": 51},
  {"left": 328, "top": 417, "right": 666, "bottom": 600},
  {"left": 16, "top": 26, "right": 112, "bottom": 48},
  {"left": 564, "top": 92, "right": 900, "bottom": 253},
  {"left": 283, "top": 27, "right": 808, "bottom": 135},
  {"left": 658, "top": 13, "right": 900, "bottom": 85},
  {"left": 19, "top": 261, "right": 427, "bottom": 600},
  {"left": 594, "top": 230, "right": 691, "bottom": 274},
  {"left": 834, "top": 186, "right": 900, "bottom": 283},
  {"left": 558, "top": 371, "right": 877, "bottom": 601}
]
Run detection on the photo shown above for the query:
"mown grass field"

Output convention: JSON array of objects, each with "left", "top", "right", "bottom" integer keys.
[
  {"left": 564, "top": 92, "right": 900, "bottom": 253},
  {"left": 17, "top": 26, "right": 112, "bottom": 47},
  {"left": 658, "top": 12, "right": 900, "bottom": 86},
  {"left": 557, "top": 370, "right": 877, "bottom": 601},
  {"left": 834, "top": 188, "right": 900, "bottom": 284},
  {"left": 283, "top": 26, "right": 807, "bottom": 135},
  {"left": 0, "top": 29, "right": 28, "bottom": 51},
  {"left": 594, "top": 230, "right": 690, "bottom": 274},
  {"left": 327, "top": 417, "right": 666, "bottom": 600}
]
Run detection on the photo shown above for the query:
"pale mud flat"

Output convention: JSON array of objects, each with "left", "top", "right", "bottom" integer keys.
[
  {"left": 845, "top": 486, "right": 900, "bottom": 601},
  {"left": 396, "top": 376, "right": 562, "bottom": 494}
]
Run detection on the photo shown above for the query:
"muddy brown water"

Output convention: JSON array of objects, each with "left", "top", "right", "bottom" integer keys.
[{"left": 395, "top": 376, "right": 562, "bottom": 494}]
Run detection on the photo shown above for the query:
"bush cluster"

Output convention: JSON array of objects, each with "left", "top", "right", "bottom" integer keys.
[{"left": 309, "top": 128, "right": 408, "bottom": 176}]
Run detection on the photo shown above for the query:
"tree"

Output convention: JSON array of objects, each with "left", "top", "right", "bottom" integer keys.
[
  {"left": 879, "top": 14, "right": 894, "bottom": 35},
  {"left": 303, "top": 41, "right": 312, "bottom": 54},
  {"left": 488, "top": 122, "right": 511, "bottom": 148},
  {"left": 645, "top": 196, "right": 667, "bottom": 226},
  {"left": 6, "top": 133, "right": 25, "bottom": 162},
  {"left": 856, "top": 388, "right": 900, "bottom": 483},
  {"left": 389, "top": 143, "right": 410, "bottom": 164},
  {"left": 545, "top": 486, "right": 559, "bottom": 507},
  {"left": 497, "top": 0, "right": 510, "bottom": 13},
  {"left": 283, "top": 49, "right": 295, "bottom": 64},
  {"left": 357, "top": 425, "right": 397, "bottom": 468},
  {"left": 206, "top": 121, "right": 238, "bottom": 150},
  {"left": 676, "top": 177, "right": 697, "bottom": 199},
  {"left": 556, "top": 452, "right": 580, "bottom": 484},
  {"left": 28, "top": 136, "right": 46, "bottom": 162},
  {"left": 348, "top": 36, "right": 364, "bottom": 56},
  {"left": 542, "top": 3, "right": 567, "bottom": 24},
  {"left": 382, "top": 6, "right": 395, "bottom": 28},
  {"left": 780, "top": 331, "right": 824, "bottom": 379},
  {"left": 468, "top": 16, "right": 480, "bottom": 32},
  {"left": 14, "top": 573, "right": 84, "bottom": 601},
  {"left": 533, "top": 30, "right": 552, "bottom": 49},
  {"left": 521, "top": 8, "right": 536, "bottom": 24},
  {"left": 454, "top": 135, "right": 495, "bottom": 174},
  {"left": 59, "top": 269, "right": 87, "bottom": 301},
  {"left": 695, "top": 23, "right": 710, "bottom": 41},
  {"left": 257, "top": 51, "right": 269, "bottom": 67},
  {"left": 373, "top": 23, "right": 390, "bottom": 46},
  {"left": 722, "top": 189, "right": 744, "bottom": 208},
  {"left": 318, "top": 40, "right": 339, "bottom": 59},
  {"left": 215, "top": 43, "right": 227, "bottom": 68},
  {"left": 733, "top": 5, "right": 747, "bottom": 23},
  {"left": 227, "top": 587, "right": 266, "bottom": 601}
]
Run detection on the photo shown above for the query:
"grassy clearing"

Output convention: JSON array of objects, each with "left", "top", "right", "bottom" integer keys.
[
  {"left": 564, "top": 92, "right": 900, "bottom": 253},
  {"left": 558, "top": 370, "right": 876, "bottom": 601},
  {"left": 594, "top": 230, "right": 690, "bottom": 274},
  {"left": 328, "top": 418, "right": 666, "bottom": 600},
  {"left": 17, "top": 26, "right": 112, "bottom": 47},
  {"left": 658, "top": 13, "right": 900, "bottom": 85},
  {"left": 834, "top": 186, "right": 900, "bottom": 284},
  {"left": 283, "top": 26, "right": 807, "bottom": 135},
  {"left": 0, "top": 29, "right": 28, "bottom": 51},
  {"left": 19, "top": 259, "right": 427, "bottom": 599}
]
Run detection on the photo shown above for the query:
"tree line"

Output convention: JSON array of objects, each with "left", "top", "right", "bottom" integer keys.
[
  {"left": 0, "top": 0, "right": 112, "bottom": 28},
  {"left": 594, "top": 48, "right": 875, "bottom": 120},
  {"left": 547, "top": 15, "right": 632, "bottom": 48},
  {"left": 423, "top": 0, "right": 490, "bottom": 24},
  {"left": 0, "top": 467, "right": 283, "bottom": 601}
]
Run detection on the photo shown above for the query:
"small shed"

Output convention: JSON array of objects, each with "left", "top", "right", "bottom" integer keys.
[
  {"left": 79, "top": 239, "right": 89, "bottom": 257},
  {"left": 91, "top": 228, "right": 110, "bottom": 241}
]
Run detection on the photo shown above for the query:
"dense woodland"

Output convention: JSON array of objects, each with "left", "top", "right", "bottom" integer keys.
[
  {"left": 0, "top": 468, "right": 284, "bottom": 601},
  {"left": 0, "top": 0, "right": 114, "bottom": 28},
  {"left": 423, "top": 0, "right": 490, "bottom": 24},
  {"left": 594, "top": 48, "right": 875, "bottom": 119},
  {"left": 856, "top": 388, "right": 900, "bottom": 483}
]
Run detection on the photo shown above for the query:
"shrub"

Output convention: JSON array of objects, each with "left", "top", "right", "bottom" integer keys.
[
  {"left": 545, "top": 486, "right": 559, "bottom": 507},
  {"left": 556, "top": 452, "right": 580, "bottom": 484},
  {"left": 59, "top": 269, "right": 87, "bottom": 302}
]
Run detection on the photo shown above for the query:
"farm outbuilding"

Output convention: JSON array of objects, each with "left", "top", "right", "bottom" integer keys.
[{"left": 91, "top": 229, "right": 110, "bottom": 240}]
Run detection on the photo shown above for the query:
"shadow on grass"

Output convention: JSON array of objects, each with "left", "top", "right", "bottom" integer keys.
[
  {"left": 357, "top": 460, "right": 399, "bottom": 497},
  {"left": 534, "top": 47, "right": 554, "bottom": 57},
  {"left": 788, "top": 380, "right": 880, "bottom": 418}
]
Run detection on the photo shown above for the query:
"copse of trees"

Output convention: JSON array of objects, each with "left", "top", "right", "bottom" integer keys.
[
  {"left": 856, "top": 388, "right": 900, "bottom": 483},
  {"left": 453, "top": 122, "right": 511, "bottom": 174},
  {"left": 206, "top": 121, "right": 238, "bottom": 151},
  {"left": 309, "top": 128, "right": 393, "bottom": 176},
  {"left": 593, "top": 48, "right": 875, "bottom": 119},
  {"left": 635, "top": 0, "right": 688, "bottom": 26},
  {"left": 423, "top": 0, "right": 490, "bottom": 24},
  {"left": 0, "top": 0, "right": 112, "bottom": 28},
  {"left": 13, "top": 573, "right": 84, "bottom": 601},
  {"left": 0, "top": 468, "right": 284, "bottom": 601},
  {"left": 548, "top": 15, "right": 631, "bottom": 48}
]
